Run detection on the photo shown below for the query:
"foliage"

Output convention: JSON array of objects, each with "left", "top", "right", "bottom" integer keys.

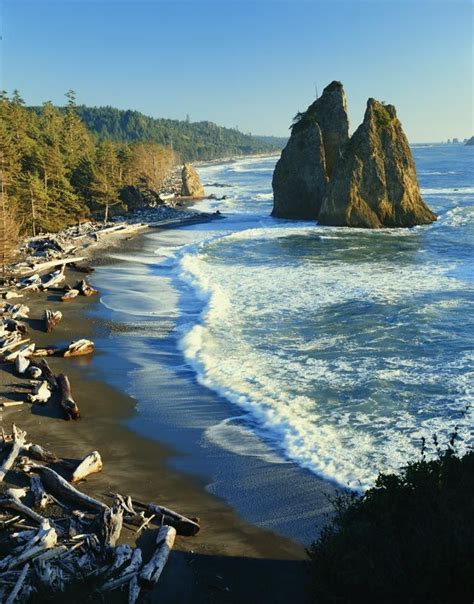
[
  {"left": 68, "top": 106, "right": 280, "bottom": 161},
  {"left": 308, "top": 439, "right": 474, "bottom": 603},
  {"left": 0, "top": 91, "right": 176, "bottom": 232}
]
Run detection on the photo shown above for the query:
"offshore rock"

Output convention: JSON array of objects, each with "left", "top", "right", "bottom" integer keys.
[
  {"left": 272, "top": 81, "right": 349, "bottom": 219},
  {"left": 181, "top": 163, "right": 205, "bottom": 197},
  {"left": 319, "top": 99, "right": 437, "bottom": 228}
]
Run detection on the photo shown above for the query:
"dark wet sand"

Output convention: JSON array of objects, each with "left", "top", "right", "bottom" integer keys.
[{"left": 0, "top": 230, "right": 311, "bottom": 603}]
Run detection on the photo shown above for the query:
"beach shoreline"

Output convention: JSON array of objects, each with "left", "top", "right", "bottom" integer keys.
[{"left": 0, "top": 212, "right": 310, "bottom": 603}]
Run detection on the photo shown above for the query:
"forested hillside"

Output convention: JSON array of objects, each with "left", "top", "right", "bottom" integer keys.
[
  {"left": 72, "top": 106, "right": 280, "bottom": 161},
  {"left": 0, "top": 91, "right": 176, "bottom": 234}
]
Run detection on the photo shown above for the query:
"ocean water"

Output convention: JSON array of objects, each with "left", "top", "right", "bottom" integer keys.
[{"left": 90, "top": 145, "right": 473, "bottom": 542}]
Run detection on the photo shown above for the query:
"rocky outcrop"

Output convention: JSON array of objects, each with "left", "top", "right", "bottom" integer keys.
[
  {"left": 318, "top": 99, "right": 437, "bottom": 228},
  {"left": 272, "top": 81, "right": 349, "bottom": 219},
  {"left": 465, "top": 136, "right": 474, "bottom": 146},
  {"left": 181, "top": 163, "right": 205, "bottom": 197},
  {"left": 272, "top": 82, "right": 436, "bottom": 228}
]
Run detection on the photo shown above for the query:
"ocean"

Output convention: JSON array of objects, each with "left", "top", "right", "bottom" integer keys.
[{"left": 90, "top": 144, "right": 473, "bottom": 543}]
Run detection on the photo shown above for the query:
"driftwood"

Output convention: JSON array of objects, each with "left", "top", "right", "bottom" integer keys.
[
  {"left": 0, "top": 332, "right": 24, "bottom": 354},
  {"left": 27, "top": 464, "right": 108, "bottom": 512},
  {"left": 0, "top": 338, "right": 30, "bottom": 357},
  {"left": 5, "top": 519, "right": 58, "bottom": 570},
  {"left": 26, "top": 366, "right": 42, "bottom": 379},
  {"left": 26, "top": 381, "right": 51, "bottom": 405},
  {"left": 15, "top": 354, "right": 30, "bottom": 375},
  {"left": 3, "top": 343, "right": 35, "bottom": 363},
  {"left": 61, "top": 288, "right": 79, "bottom": 302},
  {"left": 43, "top": 309, "right": 62, "bottom": 333},
  {"left": 41, "top": 268, "right": 66, "bottom": 290},
  {"left": 30, "top": 475, "right": 56, "bottom": 509},
  {"left": 0, "top": 424, "right": 198, "bottom": 599},
  {"left": 100, "top": 504, "right": 123, "bottom": 548},
  {"left": 138, "top": 525, "right": 176, "bottom": 589},
  {"left": 57, "top": 374, "right": 80, "bottom": 420},
  {"left": 17, "top": 274, "right": 41, "bottom": 291},
  {"left": 0, "top": 426, "right": 27, "bottom": 482},
  {"left": 75, "top": 280, "right": 97, "bottom": 297},
  {"left": 71, "top": 451, "right": 102, "bottom": 482},
  {"left": 15, "top": 256, "right": 86, "bottom": 277},
  {"left": 134, "top": 499, "right": 200, "bottom": 536},
  {"left": 63, "top": 339, "right": 94, "bottom": 357},
  {"left": 5, "top": 562, "right": 30, "bottom": 604},
  {"left": 33, "top": 339, "right": 94, "bottom": 358},
  {"left": 0, "top": 493, "right": 46, "bottom": 526},
  {"left": 28, "top": 359, "right": 58, "bottom": 391}
]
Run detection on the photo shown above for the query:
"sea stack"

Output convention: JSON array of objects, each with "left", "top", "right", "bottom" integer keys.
[
  {"left": 272, "top": 84, "right": 436, "bottom": 228},
  {"left": 271, "top": 81, "right": 349, "bottom": 219},
  {"left": 318, "top": 99, "right": 437, "bottom": 228},
  {"left": 181, "top": 163, "right": 205, "bottom": 197}
]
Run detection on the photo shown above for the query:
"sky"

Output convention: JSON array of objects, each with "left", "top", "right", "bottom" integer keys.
[{"left": 0, "top": 0, "right": 472, "bottom": 142}]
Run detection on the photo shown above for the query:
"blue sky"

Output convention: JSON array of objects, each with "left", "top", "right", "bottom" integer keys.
[{"left": 1, "top": 0, "right": 472, "bottom": 141}]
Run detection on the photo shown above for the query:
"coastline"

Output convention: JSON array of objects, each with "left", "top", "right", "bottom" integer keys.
[{"left": 0, "top": 213, "right": 310, "bottom": 603}]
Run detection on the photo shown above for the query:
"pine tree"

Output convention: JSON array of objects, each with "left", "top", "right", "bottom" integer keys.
[{"left": 0, "top": 157, "right": 20, "bottom": 279}]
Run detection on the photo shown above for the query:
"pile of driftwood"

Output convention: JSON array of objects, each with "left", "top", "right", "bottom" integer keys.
[
  {"left": 0, "top": 425, "right": 199, "bottom": 602},
  {"left": 1, "top": 278, "right": 96, "bottom": 418}
]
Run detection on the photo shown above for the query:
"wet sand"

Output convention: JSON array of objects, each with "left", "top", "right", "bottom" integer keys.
[{"left": 0, "top": 228, "right": 311, "bottom": 603}]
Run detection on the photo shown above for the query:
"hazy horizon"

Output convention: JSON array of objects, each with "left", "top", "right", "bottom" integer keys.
[{"left": 1, "top": 0, "right": 472, "bottom": 143}]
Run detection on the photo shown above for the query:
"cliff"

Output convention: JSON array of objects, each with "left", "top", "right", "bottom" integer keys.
[
  {"left": 272, "top": 81, "right": 349, "bottom": 219},
  {"left": 319, "top": 99, "right": 437, "bottom": 228}
]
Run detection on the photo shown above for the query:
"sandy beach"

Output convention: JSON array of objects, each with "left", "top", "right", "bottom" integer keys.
[{"left": 0, "top": 223, "right": 310, "bottom": 603}]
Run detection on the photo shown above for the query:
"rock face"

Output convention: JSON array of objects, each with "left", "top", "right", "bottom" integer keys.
[
  {"left": 319, "top": 99, "right": 437, "bottom": 228},
  {"left": 181, "top": 163, "right": 205, "bottom": 197},
  {"left": 272, "top": 81, "right": 349, "bottom": 219},
  {"left": 272, "top": 82, "right": 436, "bottom": 228}
]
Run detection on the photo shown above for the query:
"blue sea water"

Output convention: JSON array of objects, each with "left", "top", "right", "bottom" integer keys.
[{"left": 90, "top": 144, "right": 473, "bottom": 541}]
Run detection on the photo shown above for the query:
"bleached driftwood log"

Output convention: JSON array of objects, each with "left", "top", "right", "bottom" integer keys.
[
  {"left": 43, "top": 309, "right": 63, "bottom": 333},
  {"left": 0, "top": 491, "right": 46, "bottom": 526},
  {"left": 0, "top": 332, "right": 24, "bottom": 354},
  {"left": 98, "top": 546, "right": 142, "bottom": 592},
  {"left": 0, "top": 338, "right": 30, "bottom": 357},
  {"left": 134, "top": 499, "right": 200, "bottom": 536},
  {"left": 27, "top": 464, "right": 108, "bottom": 512},
  {"left": 0, "top": 425, "right": 27, "bottom": 482},
  {"left": 138, "top": 525, "right": 176, "bottom": 589},
  {"left": 71, "top": 451, "right": 102, "bottom": 482},
  {"left": 28, "top": 359, "right": 58, "bottom": 391},
  {"left": 22, "top": 443, "right": 60, "bottom": 465},
  {"left": 17, "top": 274, "right": 41, "bottom": 290},
  {"left": 15, "top": 256, "right": 86, "bottom": 277},
  {"left": 61, "top": 288, "right": 79, "bottom": 302},
  {"left": 5, "top": 562, "right": 30, "bottom": 604},
  {"left": 41, "top": 268, "right": 66, "bottom": 290},
  {"left": 26, "top": 381, "right": 51, "bottom": 405},
  {"left": 75, "top": 279, "right": 97, "bottom": 297},
  {"left": 4, "top": 519, "right": 58, "bottom": 570},
  {"left": 100, "top": 504, "right": 123, "bottom": 548},
  {"left": 33, "top": 339, "right": 94, "bottom": 358},
  {"left": 63, "top": 339, "right": 94, "bottom": 357},
  {"left": 3, "top": 343, "right": 35, "bottom": 363},
  {"left": 57, "top": 374, "right": 80, "bottom": 420},
  {"left": 30, "top": 475, "right": 56, "bottom": 509},
  {"left": 15, "top": 353, "right": 30, "bottom": 375}
]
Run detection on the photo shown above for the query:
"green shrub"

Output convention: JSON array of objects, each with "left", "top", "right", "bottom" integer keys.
[{"left": 308, "top": 440, "right": 474, "bottom": 603}]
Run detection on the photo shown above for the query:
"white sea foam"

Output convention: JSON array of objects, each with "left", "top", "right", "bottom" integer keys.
[
  {"left": 421, "top": 186, "right": 474, "bottom": 195},
  {"left": 175, "top": 223, "right": 472, "bottom": 490}
]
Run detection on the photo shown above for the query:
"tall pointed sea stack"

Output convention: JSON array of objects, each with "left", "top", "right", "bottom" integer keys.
[
  {"left": 318, "top": 99, "right": 436, "bottom": 228},
  {"left": 271, "top": 81, "right": 349, "bottom": 219}
]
